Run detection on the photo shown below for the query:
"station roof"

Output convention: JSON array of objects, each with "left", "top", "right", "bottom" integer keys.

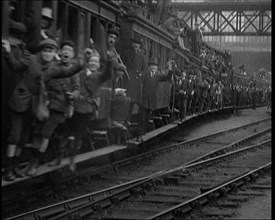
[{"left": 171, "top": 0, "right": 271, "bottom": 11}]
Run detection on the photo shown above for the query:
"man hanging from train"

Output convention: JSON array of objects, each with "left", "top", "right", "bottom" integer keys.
[
  {"left": 2, "top": 38, "right": 92, "bottom": 177},
  {"left": 36, "top": 40, "right": 80, "bottom": 167},
  {"left": 2, "top": 18, "right": 30, "bottom": 181},
  {"left": 141, "top": 58, "right": 178, "bottom": 133},
  {"left": 121, "top": 34, "right": 147, "bottom": 132},
  {"left": 57, "top": 48, "right": 117, "bottom": 171},
  {"left": 104, "top": 26, "right": 132, "bottom": 138}
]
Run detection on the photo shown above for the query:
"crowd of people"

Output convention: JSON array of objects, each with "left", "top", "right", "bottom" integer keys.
[{"left": 2, "top": 5, "right": 271, "bottom": 182}]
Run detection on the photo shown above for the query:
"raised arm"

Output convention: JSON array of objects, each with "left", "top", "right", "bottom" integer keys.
[
  {"left": 2, "top": 40, "right": 30, "bottom": 72},
  {"left": 44, "top": 62, "right": 84, "bottom": 81}
]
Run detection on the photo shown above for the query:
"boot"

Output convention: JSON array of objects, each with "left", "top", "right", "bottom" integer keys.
[
  {"left": 26, "top": 151, "right": 42, "bottom": 177},
  {"left": 48, "top": 155, "right": 62, "bottom": 167},
  {"left": 69, "top": 156, "right": 76, "bottom": 172},
  {"left": 13, "top": 156, "right": 25, "bottom": 178},
  {"left": 48, "top": 138, "right": 62, "bottom": 167},
  {"left": 4, "top": 160, "right": 15, "bottom": 181},
  {"left": 68, "top": 137, "right": 76, "bottom": 172},
  {"left": 26, "top": 158, "right": 39, "bottom": 176}
]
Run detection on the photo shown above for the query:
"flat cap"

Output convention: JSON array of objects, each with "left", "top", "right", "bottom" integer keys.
[
  {"left": 131, "top": 35, "right": 142, "bottom": 44},
  {"left": 107, "top": 26, "right": 119, "bottom": 36},
  {"left": 60, "top": 40, "right": 75, "bottom": 49},
  {"left": 148, "top": 57, "right": 159, "bottom": 66},
  {"left": 39, "top": 38, "right": 58, "bottom": 50}
]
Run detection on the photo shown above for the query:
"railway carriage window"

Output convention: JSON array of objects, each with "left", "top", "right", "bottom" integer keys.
[
  {"left": 56, "top": 1, "right": 66, "bottom": 44},
  {"left": 67, "top": 6, "right": 78, "bottom": 44},
  {"left": 78, "top": 12, "right": 87, "bottom": 52},
  {"left": 143, "top": 37, "right": 149, "bottom": 58},
  {"left": 90, "top": 15, "right": 97, "bottom": 45},
  {"left": 148, "top": 39, "right": 153, "bottom": 59}
]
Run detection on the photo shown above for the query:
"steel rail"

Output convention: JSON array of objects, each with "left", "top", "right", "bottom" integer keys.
[
  {"left": 111, "top": 118, "right": 271, "bottom": 169},
  {"left": 48, "top": 139, "right": 271, "bottom": 220},
  {"left": 149, "top": 162, "right": 272, "bottom": 220},
  {"left": 5, "top": 121, "right": 271, "bottom": 220},
  {"left": 185, "top": 127, "right": 271, "bottom": 165}
]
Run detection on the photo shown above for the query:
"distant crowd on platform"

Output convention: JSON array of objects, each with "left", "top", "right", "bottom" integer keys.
[{"left": 2, "top": 5, "right": 271, "bottom": 182}]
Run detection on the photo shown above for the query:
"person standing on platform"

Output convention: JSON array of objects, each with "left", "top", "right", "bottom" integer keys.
[
  {"left": 174, "top": 70, "right": 189, "bottom": 120},
  {"left": 121, "top": 34, "right": 147, "bottom": 128},
  {"left": 141, "top": 58, "right": 176, "bottom": 133},
  {"left": 198, "top": 78, "right": 209, "bottom": 113},
  {"left": 249, "top": 79, "right": 257, "bottom": 110}
]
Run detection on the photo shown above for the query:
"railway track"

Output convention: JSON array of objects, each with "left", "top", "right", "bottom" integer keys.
[
  {"left": 60, "top": 140, "right": 271, "bottom": 220},
  {"left": 5, "top": 119, "right": 271, "bottom": 220}
]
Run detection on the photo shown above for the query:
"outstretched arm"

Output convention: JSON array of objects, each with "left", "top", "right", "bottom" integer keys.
[{"left": 2, "top": 40, "right": 30, "bottom": 72}]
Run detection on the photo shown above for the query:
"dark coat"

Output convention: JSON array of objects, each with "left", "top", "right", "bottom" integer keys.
[
  {"left": 142, "top": 69, "right": 173, "bottom": 110},
  {"left": 47, "top": 62, "right": 80, "bottom": 113},
  {"left": 3, "top": 51, "right": 83, "bottom": 112},
  {"left": 200, "top": 81, "right": 209, "bottom": 99},
  {"left": 74, "top": 60, "right": 113, "bottom": 114},
  {"left": 122, "top": 47, "right": 147, "bottom": 105}
]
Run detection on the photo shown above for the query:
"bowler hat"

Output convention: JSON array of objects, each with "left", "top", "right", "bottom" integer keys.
[
  {"left": 60, "top": 40, "right": 75, "bottom": 49},
  {"left": 9, "top": 19, "right": 26, "bottom": 33},
  {"left": 131, "top": 35, "right": 142, "bottom": 44},
  {"left": 148, "top": 57, "right": 159, "bottom": 66},
  {"left": 39, "top": 38, "right": 58, "bottom": 50},
  {"left": 107, "top": 27, "right": 119, "bottom": 36}
]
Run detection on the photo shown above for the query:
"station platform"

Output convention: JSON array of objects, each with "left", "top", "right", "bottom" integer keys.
[{"left": 3, "top": 105, "right": 267, "bottom": 188}]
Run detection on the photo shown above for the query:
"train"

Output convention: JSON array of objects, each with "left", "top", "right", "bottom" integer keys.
[{"left": 2, "top": 0, "right": 270, "bottom": 135}]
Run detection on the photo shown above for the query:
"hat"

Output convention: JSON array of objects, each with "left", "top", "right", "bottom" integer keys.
[
  {"left": 148, "top": 57, "right": 159, "bottom": 66},
  {"left": 9, "top": 19, "right": 26, "bottom": 33},
  {"left": 41, "top": 7, "right": 53, "bottom": 20},
  {"left": 60, "top": 40, "right": 75, "bottom": 49},
  {"left": 86, "top": 49, "right": 100, "bottom": 59},
  {"left": 107, "top": 27, "right": 119, "bottom": 36},
  {"left": 39, "top": 38, "right": 58, "bottom": 50},
  {"left": 131, "top": 35, "right": 142, "bottom": 44}
]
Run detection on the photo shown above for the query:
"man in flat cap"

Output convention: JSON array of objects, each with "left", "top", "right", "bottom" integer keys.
[{"left": 37, "top": 40, "right": 81, "bottom": 167}]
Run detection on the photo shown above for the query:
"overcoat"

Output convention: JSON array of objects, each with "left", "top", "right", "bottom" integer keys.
[
  {"left": 3, "top": 51, "right": 83, "bottom": 113},
  {"left": 142, "top": 70, "right": 173, "bottom": 110},
  {"left": 74, "top": 61, "right": 113, "bottom": 114},
  {"left": 47, "top": 62, "right": 80, "bottom": 114},
  {"left": 122, "top": 47, "right": 147, "bottom": 105}
]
